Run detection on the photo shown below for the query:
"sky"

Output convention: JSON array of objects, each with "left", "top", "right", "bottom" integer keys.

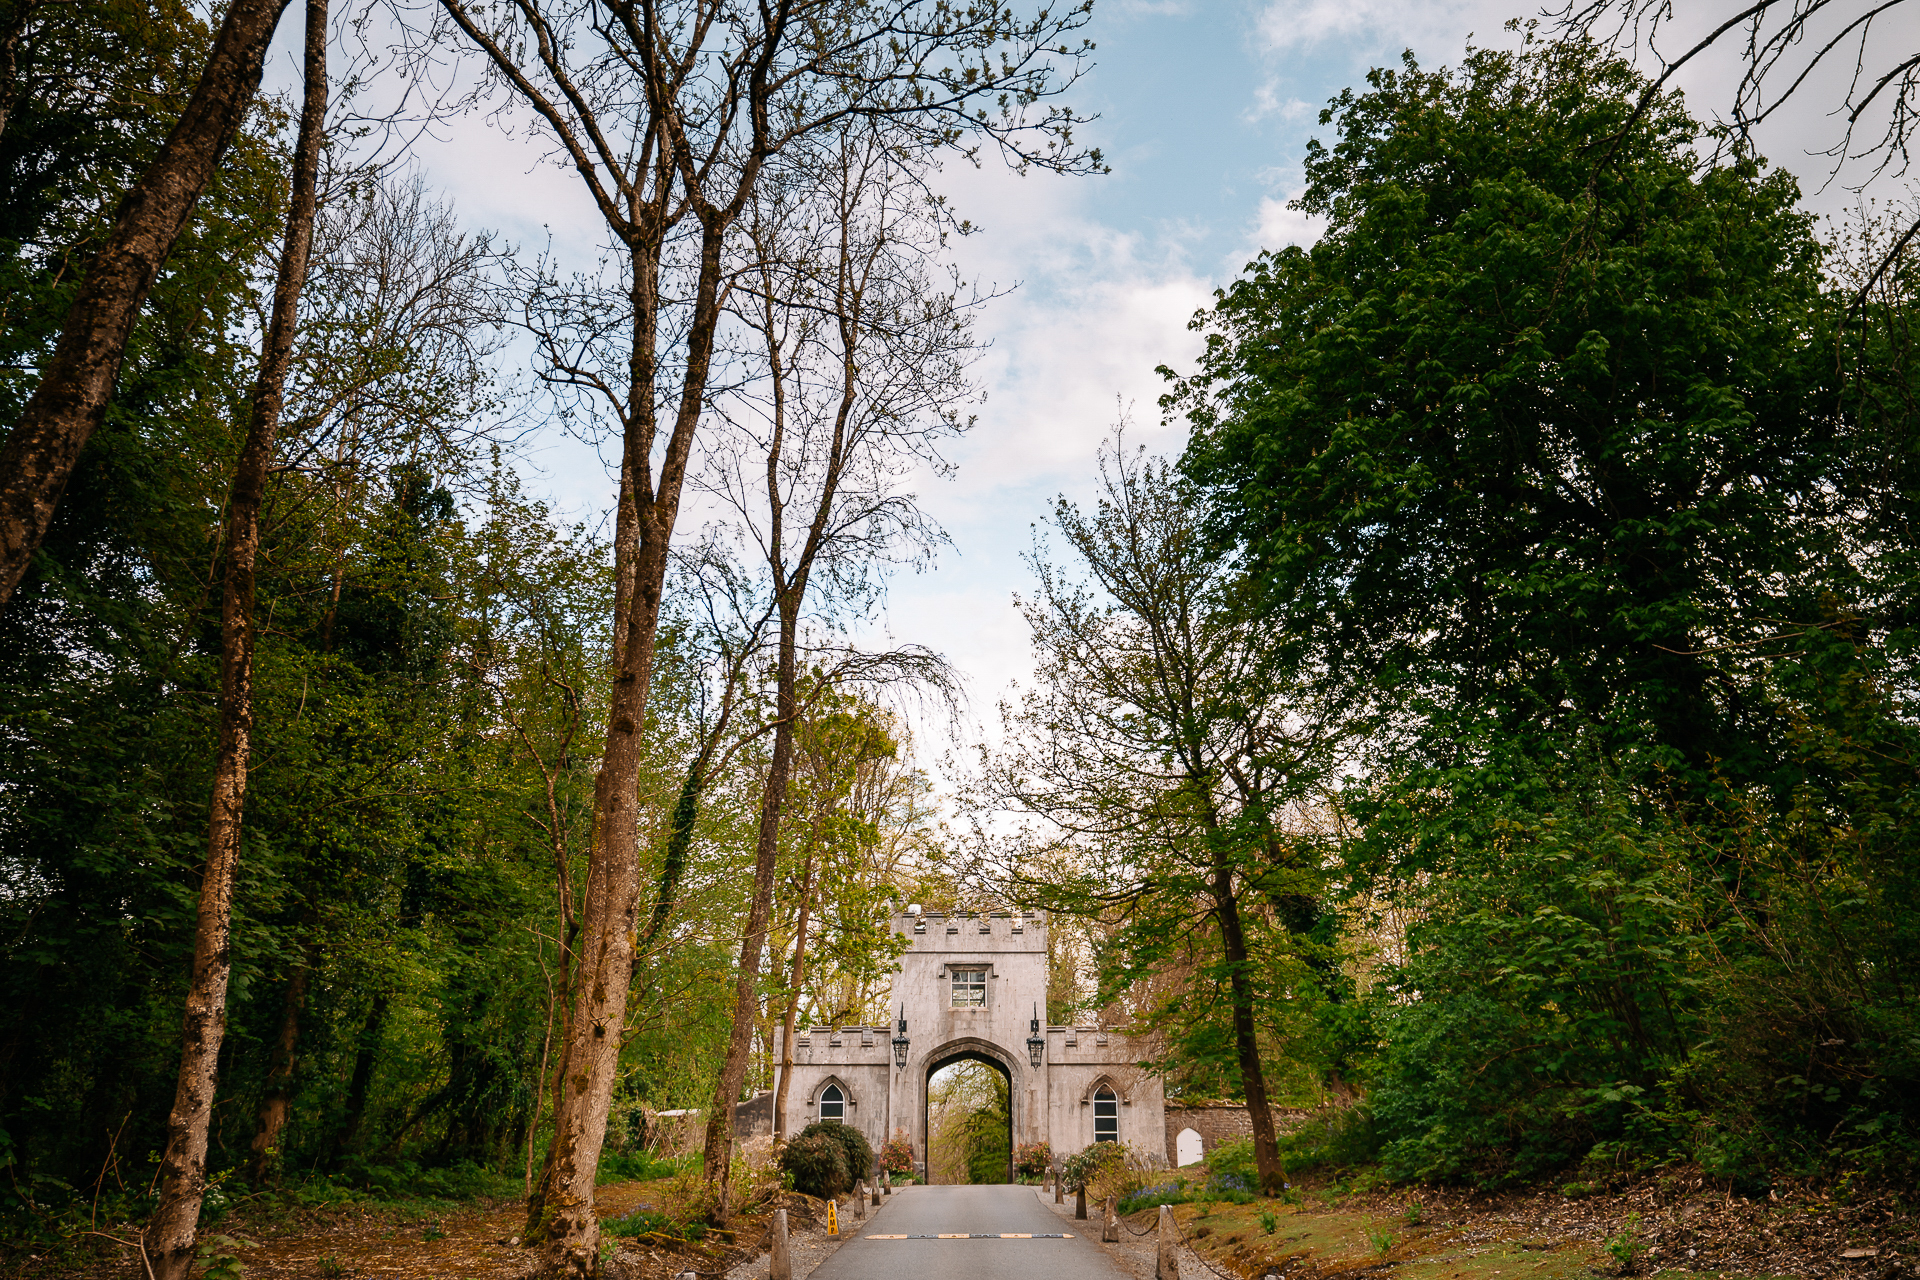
[{"left": 336, "top": 0, "right": 1920, "bottom": 763}]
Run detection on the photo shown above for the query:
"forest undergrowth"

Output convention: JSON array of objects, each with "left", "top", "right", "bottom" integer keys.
[
  {"left": 1091, "top": 1137, "right": 1918, "bottom": 1280},
  {"left": 0, "top": 1160, "right": 809, "bottom": 1280}
]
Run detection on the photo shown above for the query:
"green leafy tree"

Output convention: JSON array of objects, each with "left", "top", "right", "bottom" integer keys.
[
  {"left": 1174, "top": 32, "right": 1843, "bottom": 805},
  {"left": 1172, "top": 32, "right": 1920, "bottom": 1183},
  {"left": 971, "top": 436, "right": 1347, "bottom": 1193}
]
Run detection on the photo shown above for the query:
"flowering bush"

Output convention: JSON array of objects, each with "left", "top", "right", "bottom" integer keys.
[
  {"left": 878, "top": 1138, "right": 915, "bottom": 1175},
  {"left": 1013, "top": 1141, "right": 1052, "bottom": 1180}
]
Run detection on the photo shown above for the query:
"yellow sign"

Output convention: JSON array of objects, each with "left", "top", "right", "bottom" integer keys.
[{"left": 827, "top": 1201, "right": 838, "bottom": 1237}]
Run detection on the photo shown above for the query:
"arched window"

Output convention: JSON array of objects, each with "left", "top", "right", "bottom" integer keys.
[
  {"left": 1093, "top": 1086, "right": 1118, "bottom": 1142},
  {"left": 819, "top": 1083, "right": 845, "bottom": 1122}
]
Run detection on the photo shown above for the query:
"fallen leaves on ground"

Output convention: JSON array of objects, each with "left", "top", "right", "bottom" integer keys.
[
  {"left": 13, "top": 1180, "right": 823, "bottom": 1280},
  {"left": 1157, "top": 1169, "right": 1917, "bottom": 1280}
]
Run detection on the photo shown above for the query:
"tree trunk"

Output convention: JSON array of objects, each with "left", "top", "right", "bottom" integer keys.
[
  {"left": 333, "top": 992, "right": 389, "bottom": 1161},
  {"left": 772, "top": 846, "right": 817, "bottom": 1141},
  {"left": 1212, "top": 862, "right": 1282, "bottom": 1195},
  {"left": 246, "top": 958, "right": 311, "bottom": 1185},
  {"left": 142, "top": 2, "right": 324, "bottom": 1269},
  {"left": 0, "top": 0, "right": 40, "bottom": 145},
  {"left": 0, "top": 0, "right": 294, "bottom": 608},
  {"left": 702, "top": 241, "right": 825, "bottom": 1185},
  {"left": 701, "top": 601, "right": 799, "bottom": 1186},
  {"left": 523, "top": 213, "right": 724, "bottom": 1278}
]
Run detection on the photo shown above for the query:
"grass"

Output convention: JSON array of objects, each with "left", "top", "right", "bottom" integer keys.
[
  {"left": 602, "top": 1207, "right": 710, "bottom": 1242},
  {"left": 1117, "top": 1183, "right": 1801, "bottom": 1280},
  {"left": 596, "top": 1151, "right": 695, "bottom": 1185}
]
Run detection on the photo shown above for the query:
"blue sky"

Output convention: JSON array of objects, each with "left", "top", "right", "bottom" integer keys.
[{"left": 366, "top": 0, "right": 1917, "bottom": 760}]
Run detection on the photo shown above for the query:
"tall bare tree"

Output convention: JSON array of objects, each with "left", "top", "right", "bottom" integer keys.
[
  {"left": 696, "top": 120, "right": 982, "bottom": 1188},
  {"left": 0, "top": 0, "right": 294, "bottom": 606},
  {"left": 1561, "top": 0, "right": 1920, "bottom": 300},
  {"left": 142, "top": 1, "right": 326, "bottom": 1274},
  {"left": 429, "top": 0, "right": 1094, "bottom": 1267}
]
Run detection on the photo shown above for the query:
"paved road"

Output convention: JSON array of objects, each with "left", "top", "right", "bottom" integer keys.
[{"left": 810, "top": 1185, "right": 1126, "bottom": 1280}]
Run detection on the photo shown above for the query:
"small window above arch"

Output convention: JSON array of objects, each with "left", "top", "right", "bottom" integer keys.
[{"left": 951, "top": 968, "right": 986, "bottom": 1007}]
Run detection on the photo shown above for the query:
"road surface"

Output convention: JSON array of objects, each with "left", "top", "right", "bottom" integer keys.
[{"left": 809, "top": 1185, "right": 1128, "bottom": 1280}]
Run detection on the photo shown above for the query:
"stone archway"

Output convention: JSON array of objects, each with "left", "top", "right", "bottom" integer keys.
[
  {"left": 920, "top": 1039, "right": 1020, "bottom": 1183},
  {"left": 748, "top": 912, "right": 1167, "bottom": 1172}
]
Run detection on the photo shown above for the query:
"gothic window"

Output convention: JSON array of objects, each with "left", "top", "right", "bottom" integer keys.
[
  {"left": 1093, "top": 1086, "right": 1118, "bottom": 1142},
  {"left": 820, "top": 1084, "right": 845, "bottom": 1122},
  {"left": 951, "top": 968, "right": 986, "bottom": 1007}
]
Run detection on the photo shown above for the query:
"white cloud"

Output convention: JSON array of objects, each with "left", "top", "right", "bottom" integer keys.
[
  {"left": 1254, "top": 0, "right": 1495, "bottom": 54},
  {"left": 1248, "top": 193, "right": 1326, "bottom": 255},
  {"left": 1245, "top": 80, "right": 1313, "bottom": 124},
  {"left": 849, "top": 161, "right": 1214, "bottom": 740}
]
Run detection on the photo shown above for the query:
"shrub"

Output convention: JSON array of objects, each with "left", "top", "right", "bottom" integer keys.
[
  {"left": 878, "top": 1138, "right": 914, "bottom": 1175},
  {"left": 604, "top": 1208, "right": 709, "bottom": 1242},
  {"left": 597, "top": 1150, "right": 689, "bottom": 1184},
  {"left": 1013, "top": 1141, "right": 1052, "bottom": 1180},
  {"left": 780, "top": 1133, "right": 851, "bottom": 1199},
  {"left": 1203, "top": 1138, "right": 1256, "bottom": 1187},
  {"left": 799, "top": 1120, "right": 874, "bottom": 1183},
  {"left": 1117, "top": 1181, "right": 1192, "bottom": 1215},
  {"left": 1276, "top": 1107, "right": 1379, "bottom": 1176},
  {"left": 1060, "top": 1142, "right": 1129, "bottom": 1195}
]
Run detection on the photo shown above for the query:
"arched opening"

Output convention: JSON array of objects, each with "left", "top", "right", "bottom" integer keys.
[
  {"left": 1176, "top": 1126, "right": 1203, "bottom": 1166},
  {"left": 819, "top": 1084, "right": 845, "bottom": 1122},
  {"left": 924, "top": 1051, "right": 1012, "bottom": 1184}
]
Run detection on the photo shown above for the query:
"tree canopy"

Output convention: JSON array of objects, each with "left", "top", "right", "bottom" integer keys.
[{"left": 1176, "top": 34, "right": 1851, "bottom": 797}]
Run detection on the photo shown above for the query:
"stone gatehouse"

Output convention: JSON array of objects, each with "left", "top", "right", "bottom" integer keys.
[{"left": 736, "top": 909, "right": 1165, "bottom": 1180}]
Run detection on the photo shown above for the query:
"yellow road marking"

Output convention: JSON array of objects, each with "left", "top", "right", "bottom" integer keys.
[{"left": 863, "top": 1233, "right": 1076, "bottom": 1240}]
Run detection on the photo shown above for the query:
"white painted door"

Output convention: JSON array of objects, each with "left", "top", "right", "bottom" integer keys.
[{"left": 1176, "top": 1127, "right": 1203, "bottom": 1167}]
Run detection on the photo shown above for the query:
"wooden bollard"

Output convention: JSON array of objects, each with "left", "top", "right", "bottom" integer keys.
[
  {"left": 1156, "top": 1204, "right": 1180, "bottom": 1280},
  {"left": 883, "top": 1170, "right": 892, "bottom": 1196},
  {"left": 771, "top": 1209, "right": 792, "bottom": 1280},
  {"left": 852, "top": 1184, "right": 866, "bottom": 1220},
  {"left": 1102, "top": 1194, "right": 1119, "bottom": 1243},
  {"left": 1054, "top": 1170, "right": 1063, "bottom": 1204},
  {"left": 872, "top": 1177, "right": 881, "bottom": 1207},
  {"left": 1075, "top": 1185, "right": 1087, "bottom": 1220}
]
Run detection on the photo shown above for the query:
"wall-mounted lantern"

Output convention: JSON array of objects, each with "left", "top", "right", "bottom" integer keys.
[
  {"left": 1027, "top": 1004, "right": 1045, "bottom": 1069},
  {"left": 892, "top": 1008, "right": 910, "bottom": 1068}
]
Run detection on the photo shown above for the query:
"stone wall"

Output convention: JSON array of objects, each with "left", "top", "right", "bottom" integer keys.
[
  {"left": 732, "top": 1091, "right": 773, "bottom": 1140},
  {"left": 1162, "top": 1103, "right": 1318, "bottom": 1167}
]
